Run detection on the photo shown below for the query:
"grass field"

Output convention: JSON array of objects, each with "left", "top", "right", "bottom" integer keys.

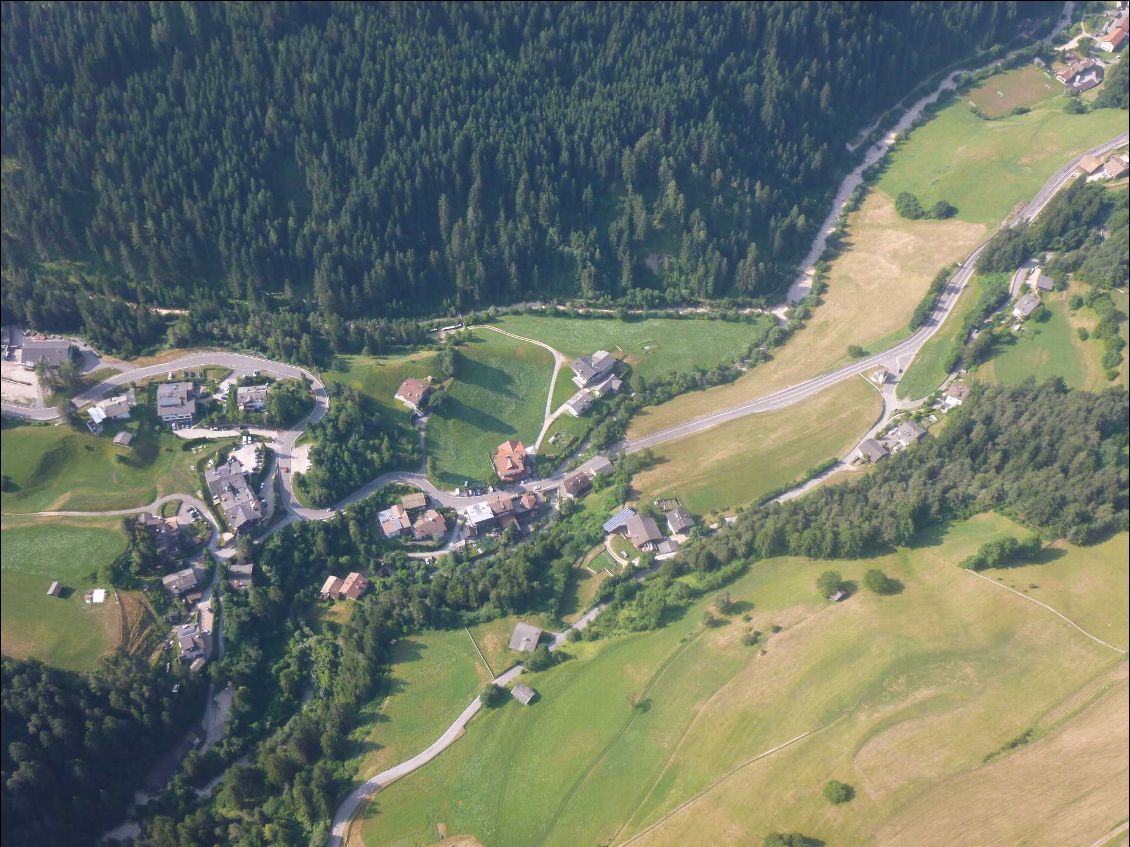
[
  {"left": 878, "top": 89, "right": 1128, "bottom": 225},
  {"left": 967, "top": 64, "right": 1058, "bottom": 119},
  {"left": 351, "top": 629, "right": 492, "bottom": 782},
  {"left": 0, "top": 419, "right": 215, "bottom": 513},
  {"left": 323, "top": 350, "right": 440, "bottom": 420},
  {"left": 357, "top": 515, "right": 1127, "bottom": 847},
  {"left": 0, "top": 517, "right": 128, "bottom": 670},
  {"left": 491, "top": 314, "right": 769, "bottom": 384},
  {"left": 977, "top": 289, "right": 1107, "bottom": 390},
  {"left": 632, "top": 376, "right": 882, "bottom": 515},
  {"left": 629, "top": 192, "right": 985, "bottom": 439},
  {"left": 559, "top": 564, "right": 608, "bottom": 625},
  {"left": 426, "top": 331, "right": 554, "bottom": 484}
]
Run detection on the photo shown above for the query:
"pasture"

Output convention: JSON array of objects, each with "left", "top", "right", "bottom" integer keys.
[
  {"left": 0, "top": 517, "right": 129, "bottom": 670},
  {"left": 629, "top": 192, "right": 984, "bottom": 438},
  {"left": 425, "top": 331, "right": 554, "bottom": 484},
  {"left": 491, "top": 314, "right": 768, "bottom": 384},
  {"left": 877, "top": 92, "right": 1128, "bottom": 225},
  {"left": 632, "top": 374, "right": 883, "bottom": 515},
  {"left": 356, "top": 514, "right": 1127, "bottom": 847},
  {"left": 0, "top": 419, "right": 215, "bottom": 513},
  {"left": 323, "top": 350, "right": 440, "bottom": 420},
  {"left": 967, "top": 64, "right": 1058, "bottom": 118}
]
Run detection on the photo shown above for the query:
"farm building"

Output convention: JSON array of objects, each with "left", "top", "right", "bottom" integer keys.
[
  {"left": 1076, "top": 154, "right": 1105, "bottom": 177},
  {"left": 591, "top": 375, "right": 623, "bottom": 398},
  {"left": 564, "top": 389, "right": 594, "bottom": 417},
  {"left": 512, "top": 684, "right": 537, "bottom": 705},
  {"left": 1105, "top": 156, "right": 1129, "bottom": 180},
  {"left": 320, "top": 575, "right": 343, "bottom": 599},
  {"left": 46, "top": 581, "right": 63, "bottom": 597},
  {"left": 113, "top": 431, "right": 133, "bottom": 447},
  {"left": 509, "top": 622, "right": 543, "bottom": 653}
]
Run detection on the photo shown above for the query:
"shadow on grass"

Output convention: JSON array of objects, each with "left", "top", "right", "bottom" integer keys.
[
  {"left": 434, "top": 396, "right": 516, "bottom": 438},
  {"left": 459, "top": 358, "right": 518, "bottom": 396}
]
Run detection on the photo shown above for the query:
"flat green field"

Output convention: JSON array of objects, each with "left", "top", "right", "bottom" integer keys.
[
  {"left": 978, "top": 290, "right": 1106, "bottom": 389},
  {"left": 426, "top": 331, "right": 554, "bottom": 484},
  {"left": 323, "top": 350, "right": 440, "bottom": 420},
  {"left": 492, "top": 314, "right": 769, "bottom": 384},
  {"left": 0, "top": 419, "right": 212, "bottom": 513},
  {"left": 0, "top": 517, "right": 128, "bottom": 670},
  {"left": 633, "top": 377, "right": 882, "bottom": 515},
  {"left": 967, "top": 64, "right": 1059, "bottom": 119},
  {"left": 351, "top": 628, "right": 492, "bottom": 782},
  {"left": 356, "top": 514, "right": 1128, "bottom": 847},
  {"left": 878, "top": 93, "right": 1128, "bottom": 225}
]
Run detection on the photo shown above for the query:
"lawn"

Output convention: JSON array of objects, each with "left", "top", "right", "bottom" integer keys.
[
  {"left": 425, "top": 331, "right": 554, "bottom": 485},
  {"left": 558, "top": 563, "right": 608, "bottom": 625},
  {"left": 357, "top": 514, "right": 1127, "bottom": 847},
  {"left": 977, "top": 289, "right": 1106, "bottom": 390},
  {"left": 323, "top": 350, "right": 440, "bottom": 421},
  {"left": 877, "top": 92, "right": 1128, "bottom": 225},
  {"left": 0, "top": 418, "right": 220, "bottom": 513},
  {"left": 632, "top": 377, "right": 882, "bottom": 515},
  {"left": 0, "top": 517, "right": 128, "bottom": 671},
  {"left": 629, "top": 191, "right": 985, "bottom": 439},
  {"left": 967, "top": 64, "right": 1058, "bottom": 119},
  {"left": 350, "top": 628, "right": 492, "bottom": 783},
  {"left": 491, "top": 314, "right": 769, "bottom": 384}
]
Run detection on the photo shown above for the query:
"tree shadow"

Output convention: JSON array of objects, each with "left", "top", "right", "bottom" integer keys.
[
  {"left": 436, "top": 396, "right": 515, "bottom": 436},
  {"left": 728, "top": 599, "right": 755, "bottom": 615},
  {"left": 879, "top": 578, "right": 905, "bottom": 595},
  {"left": 459, "top": 359, "right": 516, "bottom": 396}
]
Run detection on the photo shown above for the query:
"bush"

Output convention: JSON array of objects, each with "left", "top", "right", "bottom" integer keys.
[
  {"left": 742, "top": 630, "right": 761, "bottom": 646},
  {"left": 816, "top": 570, "right": 843, "bottom": 598},
  {"left": 480, "top": 683, "right": 509, "bottom": 708},
  {"left": 930, "top": 199, "right": 956, "bottom": 219},
  {"left": 847, "top": 344, "right": 866, "bottom": 359},
  {"left": 764, "top": 833, "right": 823, "bottom": 847},
  {"left": 863, "top": 568, "right": 895, "bottom": 594},
  {"left": 1077, "top": 327, "right": 1089, "bottom": 341},
  {"left": 896, "top": 191, "right": 925, "bottom": 220},
  {"left": 525, "top": 644, "right": 558, "bottom": 672},
  {"left": 822, "top": 779, "right": 855, "bottom": 804}
]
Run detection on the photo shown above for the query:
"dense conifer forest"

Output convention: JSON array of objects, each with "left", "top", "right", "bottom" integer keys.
[{"left": 1, "top": 1, "right": 1051, "bottom": 354}]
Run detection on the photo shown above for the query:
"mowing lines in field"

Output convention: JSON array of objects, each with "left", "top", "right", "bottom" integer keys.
[
  {"left": 614, "top": 730, "right": 816, "bottom": 847},
  {"left": 965, "top": 570, "right": 1127, "bottom": 655}
]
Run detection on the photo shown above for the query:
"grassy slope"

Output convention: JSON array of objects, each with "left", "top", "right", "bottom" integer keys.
[
  {"left": 492, "top": 315, "right": 767, "bottom": 384},
  {"left": 631, "top": 92, "right": 1126, "bottom": 439},
  {"left": 358, "top": 515, "right": 1127, "bottom": 847},
  {"left": 323, "top": 351, "right": 440, "bottom": 420},
  {"left": 629, "top": 192, "right": 985, "bottom": 438},
  {"left": 632, "top": 377, "right": 882, "bottom": 515},
  {"left": 0, "top": 420, "right": 206, "bottom": 513},
  {"left": 426, "top": 331, "right": 553, "bottom": 484},
  {"left": 0, "top": 517, "right": 128, "bottom": 670},
  {"left": 967, "top": 64, "right": 1060, "bottom": 119}
]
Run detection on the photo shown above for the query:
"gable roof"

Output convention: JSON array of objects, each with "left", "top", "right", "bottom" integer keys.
[
  {"left": 340, "top": 572, "right": 369, "bottom": 599},
  {"left": 561, "top": 471, "right": 591, "bottom": 498},
  {"left": 665, "top": 507, "right": 694, "bottom": 534},
  {"left": 858, "top": 438, "right": 888, "bottom": 463},
  {"left": 511, "top": 683, "right": 537, "bottom": 705},
  {"left": 395, "top": 377, "right": 431, "bottom": 408},
  {"left": 413, "top": 509, "right": 447, "bottom": 540},
  {"left": 508, "top": 622, "right": 542, "bottom": 653},
  {"left": 626, "top": 513, "right": 664, "bottom": 547},
  {"left": 1013, "top": 292, "right": 1042, "bottom": 317}
]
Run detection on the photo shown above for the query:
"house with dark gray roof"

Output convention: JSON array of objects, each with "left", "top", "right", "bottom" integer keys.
[
  {"left": 665, "top": 508, "right": 694, "bottom": 535},
  {"left": 570, "top": 350, "right": 616, "bottom": 388},
  {"left": 511, "top": 684, "right": 537, "bottom": 705},
  {"left": 205, "top": 457, "right": 264, "bottom": 533},
  {"left": 156, "top": 382, "right": 196, "bottom": 423},
  {"left": 1012, "top": 293, "right": 1042, "bottom": 320},
  {"left": 20, "top": 339, "right": 74, "bottom": 370},
  {"left": 893, "top": 420, "right": 926, "bottom": 449},
  {"left": 625, "top": 514, "right": 665, "bottom": 552},
  {"left": 509, "top": 622, "right": 543, "bottom": 653},
  {"left": 857, "top": 438, "right": 889, "bottom": 464}
]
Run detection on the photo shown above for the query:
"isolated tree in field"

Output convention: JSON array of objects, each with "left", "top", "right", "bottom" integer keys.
[
  {"left": 714, "top": 590, "right": 733, "bottom": 615},
  {"left": 816, "top": 570, "right": 843, "bottom": 598},
  {"left": 930, "top": 200, "right": 956, "bottom": 219},
  {"left": 895, "top": 191, "right": 925, "bottom": 219},
  {"left": 480, "top": 683, "right": 508, "bottom": 708},
  {"left": 847, "top": 344, "right": 866, "bottom": 358},
  {"left": 863, "top": 569, "right": 895, "bottom": 594},
  {"left": 822, "top": 779, "right": 855, "bottom": 804}
]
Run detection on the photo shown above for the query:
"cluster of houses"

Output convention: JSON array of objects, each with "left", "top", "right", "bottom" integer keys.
[
  {"left": 602, "top": 502, "right": 695, "bottom": 557},
  {"left": 1055, "top": 56, "right": 1105, "bottom": 92},
  {"left": 854, "top": 419, "right": 928, "bottom": 465},
  {"left": 463, "top": 489, "right": 542, "bottom": 538},
  {"left": 172, "top": 620, "right": 209, "bottom": 673},
  {"left": 563, "top": 350, "right": 623, "bottom": 417},
  {"left": 205, "top": 456, "right": 265, "bottom": 534},
  {"left": 1099, "top": 11, "right": 1129, "bottom": 53},
  {"left": 1077, "top": 152, "right": 1130, "bottom": 182},
  {"left": 140, "top": 512, "right": 184, "bottom": 558},
  {"left": 320, "top": 571, "right": 370, "bottom": 601},
  {"left": 379, "top": 492, "right": 449, "bottom": 542}
]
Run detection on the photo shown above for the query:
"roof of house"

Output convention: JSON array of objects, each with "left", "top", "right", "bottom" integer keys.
[
  {"left": 487, "top": 491, "right": 515, "bottom": 515},
  {"left": 519, "top": 493, "right": 539, "bottom": 512},
  {"left": 895, "top": 420, "right": 927, "bottom": 446},
  {"left": 97, "top": 390, "right": 135, "bottom": 418},
  {"left": 229, "top": 561, "right": 254, "bottom": 577},
  {"left": 236, "top": 384, "right": 269, "bottom": 407},
  {"left": 945, "top": 382, "right": 970, "bottom": 401},
  {"left": 205, "top": 458, "right": 263, "bottom": 531},
  {"left": 858, "top": 438, "right": 889, "bottom": 463},
  {"left": 493, "top": 440, "right": 529, "bottom": 480},
  {"left": 466, "top": 501, "right": 496, "bottom": 525},
  {"left": 162, "top": 567, "right": 199, "bottom": 595},
  {"left": 401, "top": 492, "right": 428, "bottom": 511},
  {"left": 395, "top": 377, "right": 431, "bottom": 408},
  {"left": 564, "top": 390, "right": 594, "bottom": 416},
  {"left": 591, "top": 375, "right": 623, "bottom": 398},
  {"left": 511, "top": 683, "right": 537, "bottom": 705},
  {"left": 1105, "top": 157, "right": 1130, "bottom": 178},
  {"left": 1014, "top": 292, "right": 1042, "bottom": 317},
  {"left": 603, "top": 507, "right": 636, "bottom": 534},
  {"left": 1102, "top": 26, "right": 1128, "bottom": 48},
  {"left": 89, "top": 406, "right": 107, "bottom": 425},
  {"left": 156, "top": 381, "right": 196, "bottom": 418},
  {"left": 570, "top": 350, "right": 616, "bottom": 384},
  {"left": 626, "top": 513, "right": 665, "bottom": 547},
  {"left": 189, "top": 657, "right": 207, "bottom": 672},
  {"left": 1027, "top": 267, "right": 1054, "bottom": 291},
  {"left": 413, "top": 509, "right": 447, "bottom": 539},
  {"left": 321, "top": 575, "right": 344, "bottom": 596},
  {"left": 561, "top": 471, "right": 591, "bottom": 498},
  {"left": 378, "top": 504, "right": 412, "bottom": 536},
  {"left": 665, "top": 507, "right": 695, "bottom": 534},
  {"left": 1078, "top": 154, "right": 1105, "bottom": 175},
  {"left": 20, "top": 339, "right": 73, "bottom": 367},
  {"left": 509, "top": 622, "right": 542, "bottom": 653},
  {"left": 340, "top": 572, "right": 369, "bottom": 599}
]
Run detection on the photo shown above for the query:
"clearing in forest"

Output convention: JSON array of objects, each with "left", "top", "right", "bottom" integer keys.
[
  {"left": 0, "top": 516, "right": 128, "bottom": 671},
  {"left": 355, "top": 514, "right": 1127, "bottom": 847}
]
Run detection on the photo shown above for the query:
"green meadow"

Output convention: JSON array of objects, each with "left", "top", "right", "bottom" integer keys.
[
  {"left": 323, "top": 350, "right": 440, "bottom": 421},
  {"left": 1, "top": 517, "right": 129, "bottom": 671},
  {"left": 356, "top": 514, "right": 1127, "bottom": 847}
]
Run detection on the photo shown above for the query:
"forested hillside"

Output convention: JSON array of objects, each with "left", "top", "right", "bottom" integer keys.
[{"left": 1, "top": 1, "right": 1051, "bottom": 355}]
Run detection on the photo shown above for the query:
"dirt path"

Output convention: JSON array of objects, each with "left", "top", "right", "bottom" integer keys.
[{"left": 478, "top": 324, "right": 570, "bottom": 450}]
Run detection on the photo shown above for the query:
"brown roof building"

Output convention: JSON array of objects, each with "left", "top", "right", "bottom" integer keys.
[
  {"left": 378, "top": 504, "right": 413, "bottom": 538},
  {"left": 320, "top": 575, "right": 344, "bottom": 599},
  {"left": 401, "top": 492, "right": 428, "bottom": 512},
  {"left": 340, "top": 572, "right": 370, "bottom": 600},
  {"left": 487, "top": 491, "right": 515, "bottom": 515},
  {"left": 625, "top": 514, "right": 665, "bottom": 551},
  {"left": 394, "top": 378, "right": 432, "bottom": 413},
  {"left": 413, "top": 509, "right": 448, "bottom": 541},
  {"left": 560, "top": 471, "right": 591, "bottom": 499},
  {"left": 492, "top": 440, "right": 529, "bottom": 483}
]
